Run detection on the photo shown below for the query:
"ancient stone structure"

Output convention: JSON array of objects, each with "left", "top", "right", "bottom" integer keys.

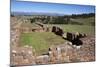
[
  {"left": 52, "top": 26, "right": 64, "bottom": 36},
  {"left": 11, "top": 17, "right": 22, "bottom": 46},
  {"left": 11, "top": 16, "right": 94, "bottom": 66},
  {"left": 11, "top": 46, "right": 36, "bottom": 66},
  {"left": 11, "top": 39, "right": 95, "bottom": 66},
  {"left": 51, "top": 25, "right": 87, "bottom": 46},
  {"left": 20, "top": 22, "right": 50, "bottom": 33}
]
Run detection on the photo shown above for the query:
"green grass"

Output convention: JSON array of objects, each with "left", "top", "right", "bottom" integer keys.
[
  {"left": 47, "top": 24, "right": 95, "bottom": 35},
  {"left": 70, "top": 17, "right": 95, "bottom": 25},
  {"left": 62, "top": 25, "right": 95, "bottom": 35},
  {"left": 20, "top": 32, "right": 66, "bottom": 55}
]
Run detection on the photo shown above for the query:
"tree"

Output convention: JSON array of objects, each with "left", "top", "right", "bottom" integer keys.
[{"left": 30, "top": 18, "right": 35, "bottom": 23}]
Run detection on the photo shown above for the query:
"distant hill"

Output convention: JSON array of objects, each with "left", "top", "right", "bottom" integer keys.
[
  {"left": 70, "top": 17, "right": 95, "bottom": 25},
  {"left": 11, "top": 12, "right": 65, "bottom": 16}
]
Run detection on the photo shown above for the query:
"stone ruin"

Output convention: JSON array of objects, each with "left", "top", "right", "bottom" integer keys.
[
  {"left": 11, "top": 37, "right": 95, "bottom": 66},
  {"left": 51, "top": 26, "right": 87, "bottom": 47},
  {"left": 47, "top": 43, "right": 73, "bottom": 64},
  {"left": 34, "top": 37, "right": 95, "bottom": 64},
  {"left": 20, "top": 26, "right": 45, "bottom": 33},
  {"left": 64, "top": 32, "right": 87, "bottom": 46},
  {"left": 52, "top": 26, "right": 64, "bottom": 36},
  {"left": 11, "top": 46, "right": 36, "bottom": 66},
  {"left": 33, "top": 22, "right": 50, "bottom": 32},
  {"left": 11, "top": 17, "right": 94, "bottom": 66},
  {"left": 20, "top": 22, "right": 50, "bottom": 33},
  {"left": 11, "top": 42, "right": 75, "bottom": 66}
]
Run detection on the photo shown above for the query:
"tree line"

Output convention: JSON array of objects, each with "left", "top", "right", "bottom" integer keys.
[{"left": 11, "top": 13, "right": 95, "bottom": 25}]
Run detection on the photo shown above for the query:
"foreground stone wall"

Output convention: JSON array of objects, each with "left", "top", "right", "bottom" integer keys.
[
  {"left": 11, "top": 37, "right": 95, "bottom": 66},
  {"left": 11, "top": 46, "right": 36, "bottom": 66}
]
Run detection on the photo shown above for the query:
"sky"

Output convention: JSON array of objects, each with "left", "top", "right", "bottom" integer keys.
[{"left": 11, "top": 0, "right": 95, "bottom": 15}]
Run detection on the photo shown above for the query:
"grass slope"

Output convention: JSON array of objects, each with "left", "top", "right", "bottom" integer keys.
[{"left": 70, "top": 17, "right": 95, "bottom": 25}]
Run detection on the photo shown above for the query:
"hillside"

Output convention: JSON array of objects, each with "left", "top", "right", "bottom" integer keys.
[{"left": 70, "top": 17, "right": 95, "bottom": 25}]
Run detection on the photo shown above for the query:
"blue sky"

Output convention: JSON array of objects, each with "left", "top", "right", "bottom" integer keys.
[{"left": 11, "top": 0, "right": 95, "bottom": 15}]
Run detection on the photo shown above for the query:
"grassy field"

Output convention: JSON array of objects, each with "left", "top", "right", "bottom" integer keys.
[
  {"left": 47, "top": 24, "right": 95, "bottom": 35},
  {"left": 20, "top": 32, "right": 66, "bottom": 55}
]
